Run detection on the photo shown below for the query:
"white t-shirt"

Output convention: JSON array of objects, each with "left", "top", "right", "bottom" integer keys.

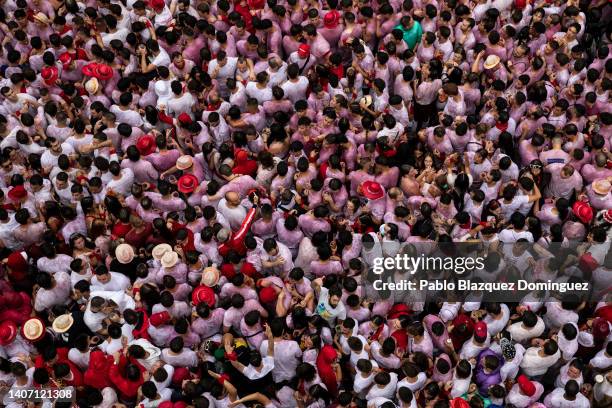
[
  {"left": 316, "top": 286, "right": 346, "bottom": 324},
  {"left": 242, "top": 356, "right": 275, "bottom": 379}
]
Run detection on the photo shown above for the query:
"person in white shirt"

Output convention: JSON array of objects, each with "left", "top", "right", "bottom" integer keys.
[
  {"left": 366, "top": 371, "right": 398, "bottom": 400},
  {"left": 396, "top": 363, "right": 427, "bottom": 393},
  {"left": 230, "top": 322, "right": 274, "bottom": 380},
  {"left": 354, "top": 359, "right": 377, "bottom": 396},
  {"left": 506, "top": 310, "right": 545, "bottom": 344},
  {"left": 90, "top": 265, "right": 131, "bottom": 292},
  {"left": 166, "top": 80, "right": 196, "bottom": 119},
  {"left": 544, "top": 380, "right": 591, "bottom": 408},
  {"left": 520, "top": 339, "right": 561, "bottom": 378}
]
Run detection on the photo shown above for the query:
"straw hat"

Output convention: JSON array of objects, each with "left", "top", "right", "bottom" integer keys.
[
  {"left": 161, "top": 251, "right": 179, "bottom": 268},
  {"left": 176, "top": 155, "right": 193, "bottom": 170},
  {"left": 592, "top": 179, "right": 611, "bottom": 195},
  {"left": 85, "top": 77, "right": 99, "bottom": 94},
  {"left": 21, "top": 317, "right": 45, "bottom": 342},
  {"left": 52, "top": 314, "right": 74, "bottom": 334},
  {"left": 33, "top": 13, "right": 50, "bottom": 25},
  {"left": 152, "top": 243, "right": 172, "bottom": 261},
  {"left": 484, "top": 55, "right": 501, "bottom": 70},
  {"left": 115, "top": 243, "right": 135, "bottom": 264},
  {"left": 201, "top": 266, "right": 220, "bottom": 287}
]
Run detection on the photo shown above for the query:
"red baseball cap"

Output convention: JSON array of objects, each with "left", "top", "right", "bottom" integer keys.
[
  {"left": 298, "top": 44, "right": 310, "bottom": 58},
  {"left": 474, "top": 321, "right": 487, "bottom": 340},
  {"left": 573, "top": 201, "right": 593, "bottom": 224},
  {"left": 192, "top": 285, "right": 215, "bottom": 307},
  {"left": 8, "top": 185, "right": 27, "bottom": 201},
  {"left": 136, "top": 135, "right": 156, "bottom": 156},
  {"left": 517, "top": 375, "right": 536, "bottom": 396},
  {"left": 177, "top": 174, "right": 199, "bottom": 194}
]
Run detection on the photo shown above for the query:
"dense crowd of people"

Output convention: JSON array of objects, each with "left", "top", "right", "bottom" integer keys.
[{"left": 0, "top": 0, "right": 610, "bottom": 406}]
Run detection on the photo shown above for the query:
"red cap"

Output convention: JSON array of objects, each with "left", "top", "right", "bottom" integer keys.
[
  {"left": 514, "top": 0, "right": 527, "bottom": 8},
  {"left": 6, "top": 252, "right": 27, "bottom": 272},
  {"left": 259, "top": 286, "right": 278, "bottom": 304},
  {"left": 82, "top": 62, "right": 99, "bottom": 77},
  {"left": 361, "top": 181, "right": 384, "bottom": 200},
  {"left": 149, "top": 311, "right": 171, "bottom": 327},
  {"left": 150, "top": 0, "right": 165, "bottom": 9},
  {"left": 93, "top": 64, "right": 113, "bottom": 80},
  {"left": 573, "top": 201, "right": 593, "bottom": 224},
  {"left": 603, "top": 209, "right": 612, "bottom": 224},
  {"left": 41, "top": 66, "right": 58, "bottom": 86},
  {"left": 178, "top": 112, "right": 193, "bottom": 124},
  {"left": 192, "top": 285, "right": 215, "bottom": 307},
  {"left": 136, "top": 135, "right": 156, "bottom": 156},
  {"left": 172, "top": 367, "right": 192, "bottom": 385},
  {"left": 474, "top": 321, "right": 487, "bottom": 340},
  {"left": 298, "top": 44, "right": 310, "bottom": 58},
  {"left": 177, "top": 174, "right": 199, "bottom": 194},
  {"left": 592, "top": 317, "right": 610, "bottom": 341},
  {"left": 8, "top": 185, "right": 27, "bottom": 201},
  {"left": 517, "top": 375, "right": 536, "bottom": 396},
  {"left": 0, "top": 321, "right": 17, "bottom": 346},
  {"left": 323, "top": 11, "right": 340, "bottom": 29},
  {"left": 58, "top": 52, "right": 73, "bottom": 69}
]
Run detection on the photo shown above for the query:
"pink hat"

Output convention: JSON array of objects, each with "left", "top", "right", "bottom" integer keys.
[
  {"left": 298, "top": 44, "right": 310, "bottom": 58},
  {"left": 517, "top": 375, "right": 536, "bottom": 396},
  {"left": 177, "top": 174, "right": 199, "bottom": 194},
  {"left": 41, "top": 66, "right": 58, "bottom": 86},
  {"left": 361, "top": 181, "right": 384, "bottom": 200},
  {"left": 93, "top": 64, "right": 113, "bottom": 81},
  {"left": 573, "top": 201, "right": 593, "bottom": 224},
  {"left": 0, "top": 321, "right": 17, "bottom": 346}
]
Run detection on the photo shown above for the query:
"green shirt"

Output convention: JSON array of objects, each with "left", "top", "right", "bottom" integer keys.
[{"left": 395, "top": 21, "right": 423, "bottom": 50}]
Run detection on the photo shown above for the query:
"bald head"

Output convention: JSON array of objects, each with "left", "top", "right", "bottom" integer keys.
[{"left": 226, "top": 192, "right": 240, "bottom": 206}]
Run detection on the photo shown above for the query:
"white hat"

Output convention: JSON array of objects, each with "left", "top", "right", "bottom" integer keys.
[
  {"left": 115, "top": 243, "right": 135, "bottom": 264},
  {"left": 161, "top": 251, "right": 179, "bottom": 268},
  {"left": 484, "top": 55, "right": 501, "bottom": 70},
  {"left": 201, "top": 266, "right": 220, "bottom": 287},
  {"left": 152, "top": 243, "right": 172, "bottom": 261},
  {"left": 52, "top": 314, "right": 74, "bottom": 334},
  {"left": 85, "top": 77, "right": 99, "bottom": 94},
  {"left": 176, "top": 155, "right": 193, "bottom": 170}
]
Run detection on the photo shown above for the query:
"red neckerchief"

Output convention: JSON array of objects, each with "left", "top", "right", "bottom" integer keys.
[
  {"left": 207, "top": 101, "right": 221, "bottom": 111},
  {"left": 495, "top": 121, "right": 509, "bottom": 131}
]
